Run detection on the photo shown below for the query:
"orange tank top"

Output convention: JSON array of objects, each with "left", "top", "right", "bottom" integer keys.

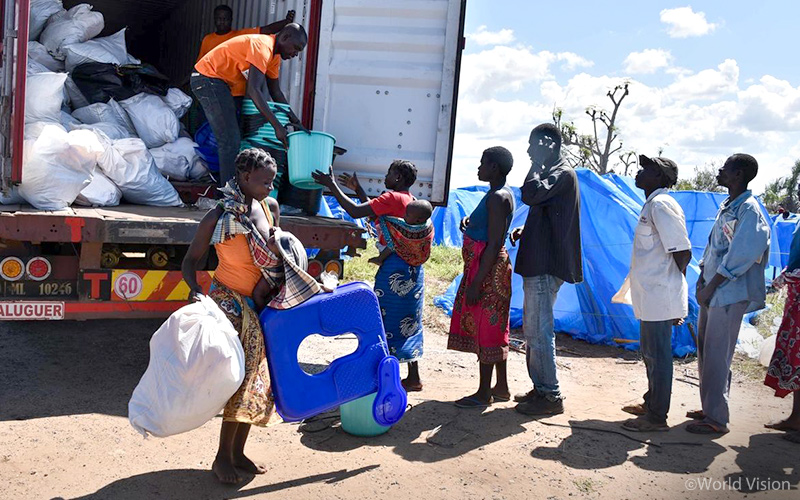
[{"left": 214, "top": 234, "right": 262, "bottom": 297}]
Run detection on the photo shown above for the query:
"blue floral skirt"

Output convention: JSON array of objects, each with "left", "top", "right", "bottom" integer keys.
[{"left": 374, "top": 253, "right": 424, "bottom": 362}]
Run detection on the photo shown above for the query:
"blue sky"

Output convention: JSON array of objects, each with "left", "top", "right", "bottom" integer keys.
[{"left": 451, "top": 2, "right": 800, "bottom": 191}]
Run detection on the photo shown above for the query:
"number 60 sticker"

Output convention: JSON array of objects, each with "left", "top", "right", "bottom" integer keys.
[{"left": 114, "top": 272, "right": 143, "bottom": 300}]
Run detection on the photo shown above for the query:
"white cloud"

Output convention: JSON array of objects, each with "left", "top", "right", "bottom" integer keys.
[
  {"left": 557, "top": 52, "right": 594, "bottom": 71},
  {"left": 460, "top": 46, "right": 595, "bottom": 99},
  {"left": 666, "top": 59, "right": 739, "bottom": 100},
  {"left": 660, "top": 6, "right": 718, "bottom": 38},
  {"left": 466, "top": 25, "right": 515, "bottom": 46},
  {"left": 453, "top": 55, "right": 800, "bottom": 192},
  {"left": 460, "top": 46, "right": 554, "bottom": 98},
  {"left": 623, "top": 49, "right": 674, "bottom": 74}
]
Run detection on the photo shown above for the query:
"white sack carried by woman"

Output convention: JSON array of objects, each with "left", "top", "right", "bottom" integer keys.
[{"left": 128, "top": 296, "right": 245, "bottom": 438}]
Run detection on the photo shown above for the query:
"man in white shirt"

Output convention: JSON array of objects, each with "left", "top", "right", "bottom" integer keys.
[{"left": 620, "top": 155, "right": 692, "bottom": 432}]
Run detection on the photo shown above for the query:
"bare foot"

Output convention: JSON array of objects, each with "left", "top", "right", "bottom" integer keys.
[
  {"left": 401, "top": 378, "right": 423, "bottom": 392},
  {"left": 212, "top": 457, "right": 242, "bottom": 484},
  {"left": 765, "top": 419, "right": 800, "bottom": 432},
  {"left": 233, "top": 453, "right": 267, "bottom": 474}
]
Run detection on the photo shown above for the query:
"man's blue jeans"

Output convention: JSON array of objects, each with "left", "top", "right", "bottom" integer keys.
[
  {"left": 523, "top": 275, "right": 564, "bottom": 399},
  {"left": 639, "top": 320, "right": 674, "bottom": 423},
  {"left": 191, "top": 73, "right": 241, "bottom": 186}
]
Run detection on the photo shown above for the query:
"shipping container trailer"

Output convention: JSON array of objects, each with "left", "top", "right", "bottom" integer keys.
[{"left": 0, "top": 0, "right": 466, "bottom": 320}]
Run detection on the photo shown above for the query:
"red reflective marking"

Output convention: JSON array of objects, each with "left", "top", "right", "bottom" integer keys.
[
  {"left": 64, "top": 218, "right": 85, "bottom": 242},
  {"left": 83, "top": 272, "right": 108, "bottom": 299}
]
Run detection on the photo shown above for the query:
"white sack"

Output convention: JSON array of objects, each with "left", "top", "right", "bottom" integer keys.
[
  {"left": 72, "top": 100, "right": 135, "bottom": 137},
  {"left": 161, "top": 88, "right": 192, "bottom": 119},
  {"left": 188, "top": 158, "right": 210, "bottom": 181},
  {"left": 736, "top": 322, "right": 765, "bottom": 360},
  {"left": 120, "top": 93, "right": 180, "bottom": 148},
  {"left": 64, "top": 28, "right": 129, "bottom": 72},
  {"left": 25, "top": 72, "right": 67, "bottom": 123},
  {"left": 149, "top": 138, "right": 200, "bottom": 181},
  {"left": 40, "top": 4, "right": 104, "bottom": 60},
  {"left": 70, "top": 122, "right": 131, "bottom": 141},
  {"left": 0, "top": 186, "right": 24, "bottom": 205},
  {"left": 26, "top": 64, "right": 84, "bottom": 112},
  {"left": 25, "top": 120, "right": 66, "bottom": 140},
  {"left": 28, "top": 41, "right": 65, "bottom": 72},
  {"left": 108, "top": 98, "right": 137, "bottom": 136},
  {"left": 60, "top": 110, "right": 81, "bottom": 129},
  {"left": 74, "top": 170, "right": 122, "bottom": 207},
  {"left": 64, "top": 76, "right": 91, "bottom": 110},
  {"left": 98, "top": 138, "right": 183, "bottom": 207},
  {"left": 19, "top": 126, "right": 103, "bottom": 210},
  {"left": 29, "top": 0, "right": 63, "bottom": 41},
  {"left": 128, "top": 296, "right": 245, "bottom": 438},
  {"left": 27, "top": 58, "right": 51, "bottom": 75},
  {"left": 758, "top": 334, "right": 777, "bottom": 367}
]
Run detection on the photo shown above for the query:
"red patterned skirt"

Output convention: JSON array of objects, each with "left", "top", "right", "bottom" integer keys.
[
  {"left": 447, "top": 235, "right": 511, "bottom": 363},
  {"left": 765, "top": 281, "right": 800, "bottom": 397}
]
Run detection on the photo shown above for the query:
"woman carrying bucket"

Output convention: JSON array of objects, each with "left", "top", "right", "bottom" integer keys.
[{"left": 313, "top": 161, "right": 431, "bottom": 392}]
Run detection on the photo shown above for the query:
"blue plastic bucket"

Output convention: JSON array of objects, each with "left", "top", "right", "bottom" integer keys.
[
  {"left": 287, "top": 131, "right": 335, "bottom": 190},
  {"left": 340, "top": 393, "right": 390, "bottom": 437}
]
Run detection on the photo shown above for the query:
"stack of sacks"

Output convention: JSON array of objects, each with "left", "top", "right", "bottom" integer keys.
[
  {"left": 40, "top": 3, "right": 104, "bottom": 60},
  {"left": 22, "top": 2, "right": 206, "bottom": 209},
  {"left": 29, "top": 0, "right": 64, "bottom": 41},
  {"left": 72, "top": 99, "right": 136, "bottom": 139},
  {"left": 94, "top": 133, "right": 183, "bottom": 207},
  {"left": 147, "top": 89, "right": 209, "bottom": 181}
]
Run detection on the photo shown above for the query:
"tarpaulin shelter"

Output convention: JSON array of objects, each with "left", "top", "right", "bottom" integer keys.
[{"left": 431, "top": 169, "right": 780, "bottom": 356}]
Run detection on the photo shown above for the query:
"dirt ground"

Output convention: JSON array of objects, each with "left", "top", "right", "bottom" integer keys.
[{"left": 1, "top": 308, "right": 798, "bottom": 500}]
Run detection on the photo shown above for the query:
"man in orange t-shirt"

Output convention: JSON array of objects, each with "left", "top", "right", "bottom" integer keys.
[
  {"left": 196, "top": 5, "right": 295, "bottom": 61},
  {"left": 192, "top": 24, "right": 307, "bottom": 186}
]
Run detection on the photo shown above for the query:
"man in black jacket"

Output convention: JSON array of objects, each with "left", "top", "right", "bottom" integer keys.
[{"left": 510, "top": 123, "right": 583, "bottom": 416}]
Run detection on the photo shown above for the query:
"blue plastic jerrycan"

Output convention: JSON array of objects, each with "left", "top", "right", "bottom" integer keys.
[{"left": 259, "top": 282, "right": 407, "bottom": 424}]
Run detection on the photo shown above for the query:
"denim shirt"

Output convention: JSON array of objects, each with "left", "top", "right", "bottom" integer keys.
[{"left": 700, "top": 190, "right": 770, "bottom": 312}]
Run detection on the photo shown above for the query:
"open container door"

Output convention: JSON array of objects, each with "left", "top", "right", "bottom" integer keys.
[
  {"left": 0, "top": 0, "right": 28, "bottom": 191},
  {"left": 312, "top": 0, "right": 466, "bottom": 205}
]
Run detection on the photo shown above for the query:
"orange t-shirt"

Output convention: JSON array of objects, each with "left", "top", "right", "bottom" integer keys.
[
  {"left": 196, "top": 27, "right": 260, "bottom": 62},
  {"left": 195, "top": 34, "right": 282, "bottom": 97},
  {"left": 214, "top": 234, "right": 263, "bottom": 297}
]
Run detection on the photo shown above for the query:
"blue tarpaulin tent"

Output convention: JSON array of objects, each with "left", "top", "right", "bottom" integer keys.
[
  {"left": 771, "top": 214, "right": 799, "bottom": 268},
  {"left": 430, "top": 169, "right": 781, "bottom": 357}
]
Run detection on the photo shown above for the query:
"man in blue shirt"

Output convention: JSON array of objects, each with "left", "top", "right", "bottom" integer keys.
[{"left": 689, "top": 154, "right": 771, "bottom": 435}]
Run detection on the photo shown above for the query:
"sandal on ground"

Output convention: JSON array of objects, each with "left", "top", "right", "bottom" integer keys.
[
  {"left": 454, "top": 396, "right": 492, "bottom": 408},
  {"left": 686, "top": 421, "right": 729, "bottom": 435},
  {"left": 622, "top": 417, "right": 669, "bottom": 432},
  {"left": 686, "top": 409, "right": 706, "bottom": 420},
  {"left": 622, "top": 403, "right": 647, "bottom": 416},
  {"left": 491, "top": 391, "right": 511, "bottom": 402},
  {"left": 764, "top": 421, "right": 800, "bottom": 432},
  {"left": 783, "top": 432, "right": 800, "bottom": 444},
  {"left": 401, "top": 380, "right": 423, "bottom": 392}
]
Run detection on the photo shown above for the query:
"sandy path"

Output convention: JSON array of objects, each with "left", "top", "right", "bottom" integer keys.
[{"left": 0, "top": 311, "right": 797, "bottom": 500}]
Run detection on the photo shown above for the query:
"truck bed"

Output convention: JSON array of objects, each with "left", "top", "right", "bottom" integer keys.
[{"left": 0, "top": 203, "right": 366, "bottom": 252}]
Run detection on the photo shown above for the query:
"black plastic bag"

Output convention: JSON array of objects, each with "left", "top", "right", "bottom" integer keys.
[
  {"left": 118, "top": 64, "right": 170, "bottom": 97},
  {"left": 70, "top": 62, "right": 134, "bottom": 104}
]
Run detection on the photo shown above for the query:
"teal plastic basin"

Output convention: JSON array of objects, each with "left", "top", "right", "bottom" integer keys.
[
  {"left": 287, "top": 131, "right": 335, "bottom": 190},
  {"left": 340, "top": 393, "right": 390, "bottom": 437}
]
